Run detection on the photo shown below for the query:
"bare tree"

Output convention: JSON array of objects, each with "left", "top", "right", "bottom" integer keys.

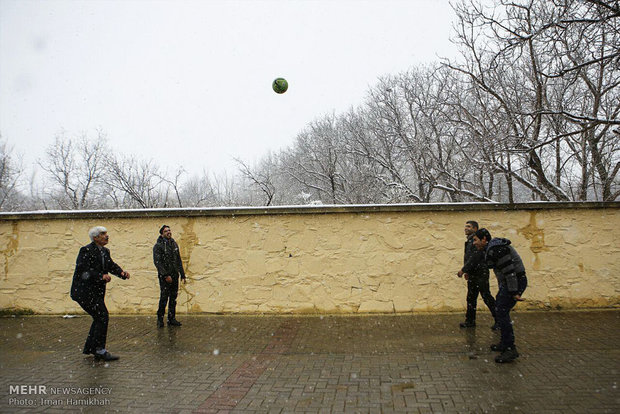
[
  {"left": 281, "top": 115, "right": 350, "bottom": 204},
  {"left": 5, "top": 0, "right": 615, "bottom": 211},
  {"left": 444, "top": 0, "right": 618, "bottom": 201},
  {"left": 38, "top": 130, "right": 108, "bottom": 209},
  {"left": 210, "top": 171, "right": 243, "bottom": 206},
  {"left": 237, "top": 1, "right": 615, "bottom": 205},
  {"left": 235, "top": 154, "right": 279, "bottom": 206},
  {"left": 178, "top": 170, "right": 219, "bottom": 207},
  {"left": 349, "top": 84, "right": 426, "bottom": 203},
  {"left": 0, "top": 136, "right": 24, "bottom": 210},
  {"left": 156, "top": 167, "right": 186, "bottom": 207},
  {"left": 103, "top": 154, "right": 168, "bottom": 208}
]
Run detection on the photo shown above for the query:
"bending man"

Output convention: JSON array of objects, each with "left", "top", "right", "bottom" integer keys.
[{"left": 472, "top": 228, "right": 528, "bottom": 363}]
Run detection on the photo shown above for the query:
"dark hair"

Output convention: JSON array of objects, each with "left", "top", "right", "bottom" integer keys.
[
  {"left": 466, "top": 220, "right": 479, "bottom": 230},
  {"left": 474, "top": 228, "right": 491, "bottom": 242},
  {"left": 159, "top": 225, "right": 170, "bottom": 235}
]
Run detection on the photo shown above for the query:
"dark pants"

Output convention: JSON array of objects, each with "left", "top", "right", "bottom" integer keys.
[
  {"left": 75, "top": 295, "right": 109, "bottom": 354},
  {"left": 158, "top": 276, "right": 179, "bottom": 322},
  {"left": 495, "top": 275, "right": 528, "bottom": 348},
  {"left": 465, "top": 276, "right": 496, "bottom": 323}
]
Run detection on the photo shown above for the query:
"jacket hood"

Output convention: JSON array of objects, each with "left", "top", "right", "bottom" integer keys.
[{"left": 487, "top": 238, "right": 511, "bottom": 249}]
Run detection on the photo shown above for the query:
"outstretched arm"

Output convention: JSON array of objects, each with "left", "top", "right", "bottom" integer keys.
[{"left": 106, "top": 249, "right": 128, "bottom": 280}]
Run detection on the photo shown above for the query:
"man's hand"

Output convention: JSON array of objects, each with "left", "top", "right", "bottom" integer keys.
[
  {"left": 514, "top": 294, "right": 525, "bottom": 301},
  {"left": 464, "top": 273, "right": 469, "bottom": 281},
  {"left": 457, "top": 270, "right": 464, "bottom": 278},
  {"left": 121, "top": 271, "right": 130, "bottom": 280},
  {"left": 102, "top": 273, "right": 111, "bottom": 283},
  {"left": 165, "top": 276, "right": 172, "bottom": 284}
]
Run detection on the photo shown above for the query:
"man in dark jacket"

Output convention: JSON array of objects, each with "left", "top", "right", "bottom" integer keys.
[
  {"left": 71, "top": 226, "right": 130, "bottom": 361},
  {"left": 153, "top": 225, "right": 186, "bottom": 327},
  {"left": 457, "top": 221, "right": 497, "bottom": 329},
  {"left": 473, "top": 228, "right": 528, "bottom": 363}
]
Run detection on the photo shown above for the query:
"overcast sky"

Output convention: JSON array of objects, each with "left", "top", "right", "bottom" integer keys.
[{"left": 1, "top": 0, "right": 461, "bottom": 178}]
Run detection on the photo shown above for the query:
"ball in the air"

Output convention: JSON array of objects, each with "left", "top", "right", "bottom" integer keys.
[{"left": 272, "top": 77, "right": 288, "bottom": 94}]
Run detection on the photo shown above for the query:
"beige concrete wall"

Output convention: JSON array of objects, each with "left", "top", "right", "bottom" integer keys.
[{"left": 0, "top": 203, "right": 618, "bottom": 314}]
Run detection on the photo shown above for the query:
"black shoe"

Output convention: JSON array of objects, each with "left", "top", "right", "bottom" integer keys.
[
  {"left": 490, "top": 322, "right": 500, "bottom": 331},
  {"left": 157, "top": 319, "right": 164, "bottom": 328},
  {"left": 168, "top": 319, "right": 182, "bottom": 327},
  {"left": 495, "top": 347, "right": 519, "bottom": 363},
  {"left": 490, "top": 343, "right": 506, "bottom": 352},
  {"left": 94, "top": 351, "right": 119, "bottom": 361},
  {"left": 460, "top": 321, "right": 476, "bottom": 328}
]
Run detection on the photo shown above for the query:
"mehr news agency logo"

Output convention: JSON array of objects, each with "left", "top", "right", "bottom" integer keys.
[{"left": 8, "top": 384, "right": 112, "bottom": 407}]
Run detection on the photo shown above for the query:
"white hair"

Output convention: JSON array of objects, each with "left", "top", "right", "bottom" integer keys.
[{"left": 88, "top": 226, "right": 107, "bottom": 241}]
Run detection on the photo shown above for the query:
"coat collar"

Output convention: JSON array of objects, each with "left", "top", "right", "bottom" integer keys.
[{"left": 89, "top": 241, "right": 106, "bottom": 251}]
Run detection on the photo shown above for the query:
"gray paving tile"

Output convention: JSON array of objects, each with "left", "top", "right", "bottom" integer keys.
[{"left": 0, "top": 311, "right": 618, "bottom": 413}]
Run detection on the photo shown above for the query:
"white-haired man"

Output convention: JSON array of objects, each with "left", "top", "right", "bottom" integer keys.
[{"left": 70, "top": 226, "right": 130, "bottom": 361}]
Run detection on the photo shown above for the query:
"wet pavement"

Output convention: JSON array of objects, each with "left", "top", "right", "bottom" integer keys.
[{"left": 0, "top": 310, "right": 619, "bottom": 413}]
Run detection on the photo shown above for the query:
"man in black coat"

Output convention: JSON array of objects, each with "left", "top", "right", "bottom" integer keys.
[
  {"left": 71, "top": 226, "right": 130, "bottom": 361},
  {"left": 457, "top": 220, "right": 497, "bottom": 329},
  {"left": 473, "top": 228, "right": 528, "bottom": 363},
  {"left": 153, "top": 225, "right": 186, "bottom": 328}
]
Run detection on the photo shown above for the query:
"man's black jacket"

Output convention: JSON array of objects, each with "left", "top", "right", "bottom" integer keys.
[
  {"left": 461, "top": 236, "right": 490, "bottom": 280},
  {"left": 153, "top": 236, "right": 186, "bottom": 281},
  {"left": 71, "top": 242, "right": 125, "bottom": 301}
]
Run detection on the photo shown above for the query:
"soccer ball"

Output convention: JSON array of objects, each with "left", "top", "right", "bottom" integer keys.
[{"left": 272, "top": 77, "right": 288, "bottom": 94}]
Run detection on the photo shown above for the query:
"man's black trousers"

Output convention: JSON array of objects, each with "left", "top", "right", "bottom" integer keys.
[
  {"left": 157, "top": 276, "right": 179, "bottom": 322},
  {"left": 465, "top": 276, "right": 496, "bottom": 323},
  {"left": 75, "top": 295, "right": 109, "bottom": 354},
  {"left": 496, "top": 275, "right": 528, "bottom": 348}
]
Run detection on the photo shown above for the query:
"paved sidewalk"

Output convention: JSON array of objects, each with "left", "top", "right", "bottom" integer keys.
[{"left": 0, "top": 310, "right": 619, "bottom": 413}]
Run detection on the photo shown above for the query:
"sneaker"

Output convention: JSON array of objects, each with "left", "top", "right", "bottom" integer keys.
[
  {"left": 490, "top": 322, "right": 500, "bottom": 331},
  {"left": 490, "top": 343, "right": 505, "bottom": 352},
  {"left": 495, "top": 347, "right": 519, "bottom": 363},
  {"left": 157, "top": 319, "right": 164, "bottom": 328},
  {"left": 168, "top": 319, "right": 182, "bottom": 327},
  {"left": 459, "top": 321, "right": 476, "bottom": 328},
  {"left": 94, "top": 351, "right": 119, "bottom": 361}
]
